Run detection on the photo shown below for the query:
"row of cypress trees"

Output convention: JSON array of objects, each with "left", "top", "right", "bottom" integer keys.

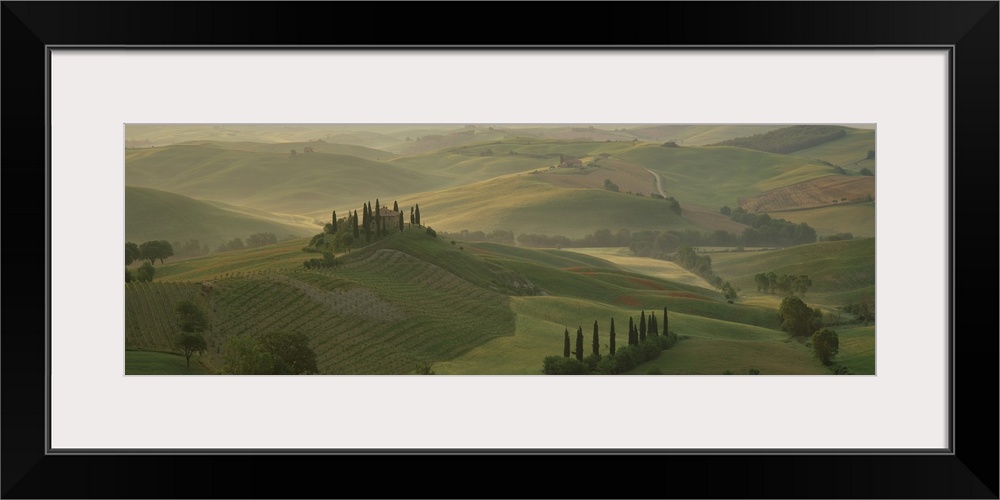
[{"left": 562, "top": 307, "right": 670, "bottom": 361}]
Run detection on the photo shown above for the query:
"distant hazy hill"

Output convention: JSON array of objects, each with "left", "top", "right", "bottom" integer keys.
[{"left": 125, "top": 186, "right": 311, "bottom": 247}]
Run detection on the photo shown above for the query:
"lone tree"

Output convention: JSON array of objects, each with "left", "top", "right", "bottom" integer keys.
[
  {"left": 609, "top": 318, "right": 616, "bottom": 356},
  {"left": 592, "top": 320, "right": 600, "bottom": 356},
  {"left": 139, "top": 240, "right": 174, "bottom": 265},
  {"left": 174, "top": 301, "right": 208, "bottom": 369},
  {"left": 330, "top": 211, "right": 337, "bottom": 233},
  {"left": 410, "top": 206, "right": 415, "bottom": 225},
  {"left": 563, "top": 328, "right": 571, "bottom": 358},
  {"left": 778, "top": 296, "right": 823, "bottom": 337},
  {"left": 649, "top": 311, "right": 658, "bottom": 336},
  {"left": 575, "top": 326, "right": 584, "bottom": 361},
  {"left": 136, "top": 262, "right": 155, "bottom": 282},
  {"left": 415, "top": 204, "right": 421, "bottom": 226},
  {"left": 352, "top": 210, "right": 360, "bottom": 239},
  {"left": 811, "top": 328, "right": 840, "bottom": 365}
]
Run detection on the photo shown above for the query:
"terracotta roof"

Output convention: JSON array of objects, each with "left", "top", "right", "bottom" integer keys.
[{"left": 378, "top": 208, "right": 401, "bottom": 217}]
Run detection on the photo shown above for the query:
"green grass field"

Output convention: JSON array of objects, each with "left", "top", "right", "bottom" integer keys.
[
  {"left": 765, "top": 202, "right": 876, "bottom": 238},
  {"left": 613, "top": 145, "right": 840, "bottom": 209},
  {"left": 790, "top": 128, "right": 876, "bottom": 171},
  {"left": 125, "top": 350, "right": 211, "bottom": 375}
]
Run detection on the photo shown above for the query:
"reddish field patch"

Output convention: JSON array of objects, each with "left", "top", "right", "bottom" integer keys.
[
  {"left": 627, "top": 277, "right": 665, "bottom": 290},
  {"left": 617, "top": 295, "right": 641, "bottom": 306}
]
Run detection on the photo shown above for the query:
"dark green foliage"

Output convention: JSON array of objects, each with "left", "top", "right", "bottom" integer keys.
[
  {"left": 659, "top": 331, "right": 679, "bottom": 350},
  {"left": 711, "top": 125, "right": 847, "bottom": 154},
  {"left": 139, "top": 240, "right": 174, "bottom": 265},
  {"left": 840, "top": 302, "right": 875, "bottom": 325},
  {"left": 125, "top": 242, "right": 140, "bottom": 265},
  {"left": 136, "top": 262, "right": 155, "bottom": 282},
  {"left": 414, "top": 362, "right": 435, "bottom": 375},
  {"left": 330, "top": 211, "right": 337, "bottom": 233},
  {"left": 819, "top": 232, "right": 854, "bottom": 242},
  {"left": 866, "top": 149, "right": 876, "bottom": 160},
  {"left": 639, "top": 311, "right": 647, "bottom": 342},
  {"left": 393, "top": 201, "right": 398, "bottom": 212},
  {"left": 175, "top": 332, "right": 207, "bottom": 369},
  {"left": 415, "top": 204, "right": 421, "bottom": 225},
  {"left": 663, "top": 306, "right": 668, "bottom": 334},
  {"left": 628, "top": 317, "right": 636, "bottom": 346},
  {"left": 222, "top": 331, "right": 318, "bottom": 375},
  {"left": 603, "top": 179, "right": 620, "bottom": 192},
  {"left": 375, "top": 199, "right": 381, "bottom": 237},
  {"left": 352, "top": 210, "right": 360, "bottom": 239},
  {"left": 410, "top": 206, "right": 415, "bottom": 225},
  {"left": 575, "top": 326, "right": 584, "bottom": 361},
  {"left": 217, "top": 237, "right": 245, "bottom": 253},
  {"left": 778, "top": 296, "right": 823, "bottom": 337},
  {"left": 592, "top": 320, "right": 599, "bottom": 355},
  {"left": 175, "top": 300, "right": 208, "bottom": 333},
  {"left": 583, "top": 353, "right": 602, "bottom": 372},
  {"left": 246, "top": 232, "right": 278, "bottom": 248},
  {"left": 665, "top": 196, "right": 682, "bottom": 215},
  {"left": 748, "top": 367, "right": 760, "bottom": 375},
  {"left": 727, "top": 212, "right": 817, "bottom": 247},
  {"left": 719, "top": 205, "right": 732, "bottom": 216},
  {"left": 661, "top": 141, "right": 679, "bottom": 148},
  {"left": 859, "top": 167, "right": 874, "bottom": 176},
  {"left": 303, "top": 252, "right": 337, "bottom": 269},
  {"left": 398, "top": 212, "right": 404, "bottom": 232},
  {"left": 174, "top": 301, "right": 208, "bottom": 368},
  {"left": 542, "top": 356, "right": 588, "bottom": 375},
  {"left": 425, "top": 227, "right": 437, "bottom": 237},
  {"left": 756, "top": 272, "right": 812, "bottom": 297},
  {"left": 125, "top": 268, "right": 134, "bottom": 283},
  {"left": 609, "top": 318, "right": 616, "bottom": 356},
  {"left": 563, "top": 328, "right": 570, "bottom": 358},
  {"left": 648, "top": 312, "right": 658, "bottom": 336},
  {"left": 811, "top": 328, "right": 840, "bottom": 365}
]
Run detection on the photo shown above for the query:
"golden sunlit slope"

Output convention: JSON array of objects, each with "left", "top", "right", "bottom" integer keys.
[{"left": 125, "top": 186, "right": 311, "bottom": 247}]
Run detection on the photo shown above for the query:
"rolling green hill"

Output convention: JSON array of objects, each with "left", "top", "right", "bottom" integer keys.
[
  {"left": 398, "top": 174, "right": 698, "bottom": 238},
  {"left": 125, "top": 186, "right": 312, "bottom": 248},
  {"left": 125, "top": 145, "right": 449, "bottom": 215},
  {"left": 612, "top": 144, "right": 841, "bottom": 209},
  {"left": 709, "top": 238, "right": 875, "bottom": 304},
  {"left": 790, "top": 128, "right": 876, "bottom": 172}
]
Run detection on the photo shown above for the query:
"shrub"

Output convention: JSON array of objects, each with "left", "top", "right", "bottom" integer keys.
[
  {"left": 542, "top": 356, "right": 588, "bottom": 375},
  {"left": 426, "top": 227, "right": 437, "bottom": 237}
]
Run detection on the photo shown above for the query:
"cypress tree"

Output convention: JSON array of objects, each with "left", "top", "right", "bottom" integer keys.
[
  {"left": 398, "top": 212, "right": 404, "bottom": 232},
  {"left": 563, "top": 328, "right": 570, "bottom": 358},
  {"left": 639, "top": 311, "right": 647, "bottom": 342},
  {"left": 352, "top": 210, "right": 360, "bottom": 239},
  {"left": 649, "top": 312, "right": 658, "bottom": 336},
  {"left": 415, "top": 204, "right": 421, "bottom": 225},
  {"left": 664, "top": 306, "right": 669, "bottom": 335},
  {"left": 628, "top": 317, "right": 636, "bottom": 346},
  {"left": 609, "top": 318, "right": 616, "bottom": 356},
  {"left": 410, "top": 206, "right": 415, "bottom": 225},
  {"left": 331, "top": 211, "right": 337, "bottom": 233},
  {"left": 393, "top": 200, "right": 398, "bottom": 212},
  {"left": 381, "top": 216, "right": 387, "bottom": 236},
  {"left": 592, "top": 320, "right": 599, "bottom": 356},
  {"left": 575, "top": 326, "right": 584, "bottom": 361},
  {"left": 375, "top": 199, "right": 381, "bottom": 237}
]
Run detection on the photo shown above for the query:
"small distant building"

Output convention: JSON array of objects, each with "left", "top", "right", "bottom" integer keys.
[{"left": 378, "top": 208, "right": 402, "bottom": 230}]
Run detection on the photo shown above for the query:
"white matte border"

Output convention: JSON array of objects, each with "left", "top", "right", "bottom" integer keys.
[{"left": 50, "top": 50, "right": 949, "bottom": 450}]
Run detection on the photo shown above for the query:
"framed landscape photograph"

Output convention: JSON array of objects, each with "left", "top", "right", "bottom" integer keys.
[
  {"left": 6, "top": 2, "right": 997, "bottom": 498},
  {"left": 122, "top": 122, "right": 877, "bottom": 378}
]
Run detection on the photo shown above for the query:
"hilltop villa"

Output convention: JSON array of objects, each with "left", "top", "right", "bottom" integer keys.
[{"left": 378, "top": 207, "right": 403, "bottom": 230}]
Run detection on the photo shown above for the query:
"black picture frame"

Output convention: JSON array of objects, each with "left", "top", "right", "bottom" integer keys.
[{"left": 3, "top": 2, "right": 996, "bottom": 498}]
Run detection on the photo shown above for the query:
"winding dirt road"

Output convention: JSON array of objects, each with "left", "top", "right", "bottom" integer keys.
[{"left": 646, "top": 168, "right": 666, "bottom": 197}]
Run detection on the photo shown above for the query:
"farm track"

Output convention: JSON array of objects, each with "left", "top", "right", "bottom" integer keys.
[{"left": 124, "top": 249, "right": 515, "bottom": 375}]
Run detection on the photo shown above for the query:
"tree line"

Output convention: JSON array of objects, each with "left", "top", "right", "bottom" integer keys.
[
  {"left": 753, "top": 272, "right": 812, "bottom": 297},
  {"left": 543, "top": 307, "right": 679, "bottom": 375}
]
